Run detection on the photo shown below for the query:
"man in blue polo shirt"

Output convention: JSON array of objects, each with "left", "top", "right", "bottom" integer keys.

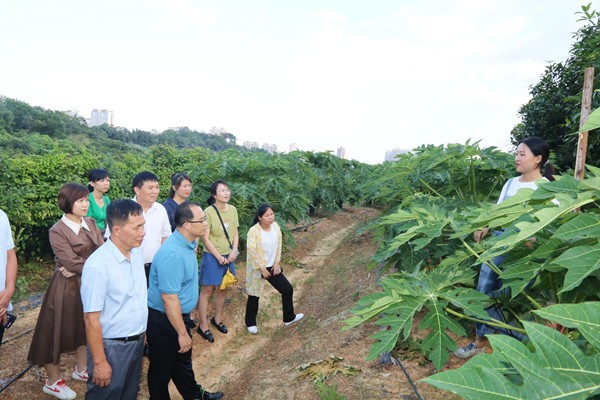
[{"left": 147, "top": 202, "right": 224, "bottom": 400}]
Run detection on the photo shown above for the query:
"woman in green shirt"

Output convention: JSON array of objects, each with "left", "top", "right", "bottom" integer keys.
[{"left": 86, "top": 169, "right": 111, "bottom": 234}]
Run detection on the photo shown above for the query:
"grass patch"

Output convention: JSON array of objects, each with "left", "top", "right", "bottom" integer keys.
[{"left": 13, "top": 261, "right": 54, "bottom": 302}]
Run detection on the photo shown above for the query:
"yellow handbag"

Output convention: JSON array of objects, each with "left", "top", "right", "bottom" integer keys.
[{"left": 220, "top": 269, "right": 238, "bottom": 290}]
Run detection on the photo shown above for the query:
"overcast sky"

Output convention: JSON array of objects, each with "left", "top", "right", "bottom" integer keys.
[{"left": 0, "top": 0, "right": 588, "bottom": 163}]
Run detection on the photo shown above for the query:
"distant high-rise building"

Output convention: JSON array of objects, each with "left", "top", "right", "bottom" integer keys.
[
  {"left": 243, "top": 141, "right": 259, "bottom": 149},
  {"left": 385, "top": 148, "right": 410, "bottom": 162},
  {"left": 289, "top": 143, "right": 298, "bottom": 152},
  {"left": 261, "top": 143, "right": 278, "bottom": 154},
  {"left": 88, "top": 109, "right": 114, "bottom": 127},
  {"left": 336, "top": 146, "right": 346, "bottom": 159}
]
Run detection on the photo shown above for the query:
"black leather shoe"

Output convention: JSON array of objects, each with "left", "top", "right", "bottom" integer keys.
[
  {"left": 197, "top": 327, "right": 215, "bottom": 343},
  {"left": 211, "top": 317, "right": 228, "bottom": 334},
  {"left": 202, "top": 391, "right": 224, "bottom": 400}
]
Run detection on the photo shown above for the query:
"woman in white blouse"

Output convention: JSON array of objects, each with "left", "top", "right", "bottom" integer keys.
[{"left": 245, "top": 204, "right": 303, "bottom": 334}]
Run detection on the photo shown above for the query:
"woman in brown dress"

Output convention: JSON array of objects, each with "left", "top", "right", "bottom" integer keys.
[{"left": 28, "top": 183, "right": 104, "bottom": 400}]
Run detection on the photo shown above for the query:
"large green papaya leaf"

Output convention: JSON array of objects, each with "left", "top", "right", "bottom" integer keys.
[
  {"left": 441, "top": 287, "right": 491, "bottom": 319},
  {"left": 580, "top": 176, "right": 600, "bottom": 191},
  {"left": 533, "top": 302, "right": 600, "bottom": 350},
  {"left": 481, "top": 191, "right": 597, "bottom": 261},
  {"left": 365, "top": 297, "right": 423, "bottom": 361},
  {"left": 585, "top": 164, "right": 600, "bottom": 177},
  {"left": 344, "top": 265, "right": 486, "bottom": 371},
  {"left": 553, "top": 213, "right": 600, "bottom": 240},
  {"left": 551, "top": 245, "right": 600, "bottom": 293},
  {"left": 422, "top": 319, "right": 600, "bottom": 399},
  {"left": 419, "top": 299, "right": 466, "bottom": 371},
  {"left": 579, "top": 106, "right": 600, "bottom": 133}
]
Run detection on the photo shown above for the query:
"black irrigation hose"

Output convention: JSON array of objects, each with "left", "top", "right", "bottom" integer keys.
[
  {"left": 380, "top": 352, "right": 425, "bottom": 400},
  {"left": 1, "top": 327, "right": 35, "bottom": 345},
  {"left": 0, "top": 364, "right": 33, "bottom": 395}
]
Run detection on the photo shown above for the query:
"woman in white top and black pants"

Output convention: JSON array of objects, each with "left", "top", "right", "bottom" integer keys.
[{"left": 245, "top": 204, "right": 303, "bottom": 334}]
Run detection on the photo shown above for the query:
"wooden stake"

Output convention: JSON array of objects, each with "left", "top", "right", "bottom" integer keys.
[{"left": 574, "top": 67, "right": 594, "bottom": 180}]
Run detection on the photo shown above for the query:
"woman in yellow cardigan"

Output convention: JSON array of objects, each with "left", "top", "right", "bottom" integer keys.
[{"left": 245, "top": 204, "right": 303, "bottom": 334}]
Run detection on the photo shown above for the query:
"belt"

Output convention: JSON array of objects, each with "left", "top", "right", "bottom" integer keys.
[{"left": 106, "top": 332, "right": 145, "bottom": 342}]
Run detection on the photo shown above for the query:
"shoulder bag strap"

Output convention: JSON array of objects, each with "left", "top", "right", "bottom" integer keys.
[
  {"left": 211, "top": 204, "right": 233, "bottom": 249},
  {"left": 500, "top": 177, "right": 515, "bottom": 203}
]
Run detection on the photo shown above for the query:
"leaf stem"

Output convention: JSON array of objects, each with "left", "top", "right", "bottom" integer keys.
[
  {"left": 444, "top": 307, "right": 527, "bottom": 334},
  {"left": 418, "top": 178, "right": 443, "bottom": 198},
  {"left": 522, "top": 292, "right": 543, "bottom": 310},
  {"left": 458, "top": 236, "right": 503, "bottom": 275}
]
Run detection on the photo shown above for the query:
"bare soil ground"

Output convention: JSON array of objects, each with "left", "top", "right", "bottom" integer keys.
[{"left": 1, "top": 207, "right": 463, "bottom": 400}]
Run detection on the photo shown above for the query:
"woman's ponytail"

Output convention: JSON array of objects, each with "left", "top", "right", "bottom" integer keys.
[{"left": 543, "top": 162, "right": 556, "bottom": 181}]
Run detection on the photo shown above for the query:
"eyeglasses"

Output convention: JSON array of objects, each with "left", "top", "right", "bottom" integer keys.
[
  {"left": 217, "top": 188, "right": 231, "bottom": 194},
  {"left": 188, "top": 217, "right": 207, "bottom": 224}
]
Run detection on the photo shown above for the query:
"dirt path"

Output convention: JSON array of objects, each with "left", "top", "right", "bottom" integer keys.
[{"left": 1, "top": 207, "right": 456, "bottom": 399}]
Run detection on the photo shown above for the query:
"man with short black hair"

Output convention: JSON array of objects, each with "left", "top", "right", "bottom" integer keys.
[
  {"left": 147, "top": 202, "right": 224, "bottom": 400},
  {"left": 81, "top": 199, "right": 148, "bottom": 400},
  {"left": 105, "top": 171, "right": 171, "bottom": 284},
  {"left": 132, "top": 171, "right": 171, "bottom": 283},
  {"left": 0, "top": 208, "right": 17, "bottom": 349}
]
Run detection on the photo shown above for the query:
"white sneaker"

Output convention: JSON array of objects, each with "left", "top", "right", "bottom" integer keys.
[
  {"left": 72, "top": 366, "right": 89, "bottom": 382},
  {"left": 247, "top": 326, "right": 258, "bottom": 334},
  {"left": 453, "top": 342, "right": 484, "bottom": 359},
  {"left": 284, "top": 313, "right": 304, "bottom": 327},
  {"left": 43, "top": 378, "right": 77, "bottom": 400}
]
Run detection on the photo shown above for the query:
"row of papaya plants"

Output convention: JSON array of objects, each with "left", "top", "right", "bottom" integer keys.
[
  {"left": 0, "top": 142, "right": 373, "bottom": 260},
  {"left": 344, "top": 135, "right": 600, "bottom": 398}
]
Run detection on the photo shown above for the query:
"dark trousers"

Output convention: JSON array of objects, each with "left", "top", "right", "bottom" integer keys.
[
  {"left": 245, "top": 270, "right": 295, "bottom": 327},
  {"left": 0, "top": 323, "right": 4, "bottom": 349},
  {"left": 144, "top": 263, "right": 152, "bottom": 288},
  {"left": 147, "top": 308, "right": 204, "bottom": 400}
]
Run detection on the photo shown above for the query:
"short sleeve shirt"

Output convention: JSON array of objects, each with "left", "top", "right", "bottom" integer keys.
[
  {"left": 204, "top": 205, "right": 239, "bottom": 255},
  {"left": 81, "top": 239, "right": 148, "bottom": 338},
  {"left": 147, "top": 231, "right": 199, "bottom": 314},
  {"left": 497, "top": 177, "right": 547, "bottom": 204},
  {"left": 105, "top": 200, "right": 172, "bottom": 264},
  {"left": 0, "top": 209, "right": 15, "bottom": 312}
]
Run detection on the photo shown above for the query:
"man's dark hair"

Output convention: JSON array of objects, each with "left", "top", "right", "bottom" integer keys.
[
  {"left": 106, "top": 199, "right": 143, "bottom": 231},
  {"left": 175, "top": 202, "right": 201, "bottom": 228},
  {"left": 132, "top": 171, "right": 159, "bottom": 191}
]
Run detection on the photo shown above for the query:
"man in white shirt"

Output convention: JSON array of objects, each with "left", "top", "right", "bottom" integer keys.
[
  {"left": 105, "top": 171, "right": 171, "bottom": 284},
  {"left": 131, "top": 171, "right": 172, "bottom": 283},
  {"left": 81, "top": 199, "right": 148, "bottom": 399},
  {"left": 0, "top": 208, "right": 17, "bottom": 348}
]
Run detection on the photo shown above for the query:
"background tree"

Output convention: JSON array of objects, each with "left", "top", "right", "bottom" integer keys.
[{"left": 511, "top": 5, "right": 600, "bottom": 171}]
